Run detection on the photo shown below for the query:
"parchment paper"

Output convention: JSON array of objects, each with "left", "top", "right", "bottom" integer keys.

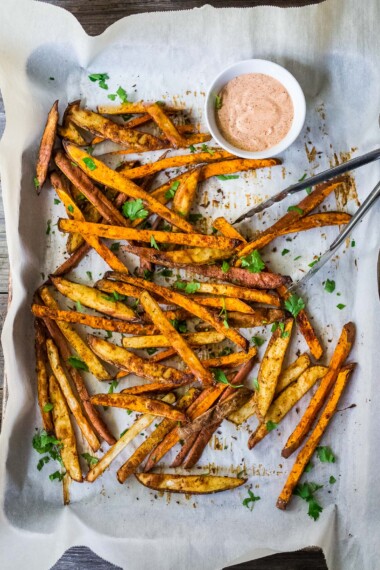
[{"left": 0, "top": 1, "right": 379, "bottom": 569}]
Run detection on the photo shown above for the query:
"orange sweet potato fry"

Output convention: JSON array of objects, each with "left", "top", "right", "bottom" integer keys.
[{"left": 35, "top": 100, "right": 59, "bottom": 191}]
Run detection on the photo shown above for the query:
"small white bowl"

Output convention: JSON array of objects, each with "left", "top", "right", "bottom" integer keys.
[{"left": 205, "top": 59, "right": 306, "bottom": 159}]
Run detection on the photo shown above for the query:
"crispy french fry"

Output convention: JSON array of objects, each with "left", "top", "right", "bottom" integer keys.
[
  {"left": 86, "top": 393, "right": 176, "bottom": 482},
  {"left": 63, "top": 142, "right": 195, "bottom": 232},
  {"left": 91, "top": 392, "right": 187, "bottom": 421},
  {"left": 146, "top": 102, "right": 187, "bottom": 148},
  {"left": 177, "top": 281, "right": 280, "bottom": 307},
  {"left": 49, "top": 375, "right": 82, "bottom": 482},
  {"left": 172, "top": 168, "right": 201, "bottom": 217},
  {"left": 52, "top": 241, "right": 91, "bottom": 277},
  {"left": 97, "top": 101, "right": 184, "bottom": 114},
  {"left": 95, "top": 279, "right": 143, "bottom": 300},
  {"left": 87, "top": 335, "right": 193, "bottom": 385},
  {"left": 256, "top": 319, "right": 294, "bottom": 419},
  {"left": 40, "top": 287, "right": 112, "bottom": 380},
  {"left": 248, "top": 366, "right": 327, "bottom": 449},
  {"left": 46, "top": 339, "right": 100, "bottom": 451},
  {"left": 69, "top": 104, "right": 164, "bottom": 151},
  {"left": 236, "top": 180, "right": 344, "bottom": 261},
  {"left": 275, "top": 353, "right": 311, "bottom": 395},
  {"left": 32, "top": 304, "right": 154, "bottom": 335},
  {"left": 104, "top": 273, "right": 248, "bottom": 351},
  {"left": 116, "top": 388, "right": 199, "bottom": 482},
  {"left": 277, "top": 364, "right": 355, "bottom": 510},
  {"left": 282, "top": 322, "right": 355, "bottom": 457},
  {"left": 171, "top": 432, "right": 200, "bottom": 468},
  {"left": 227, "top": 398, "right": 256, "bottom": 426},
  {"left": 140, "top": 291, "right": 215, "bottom": 386},
  {"left": 136, "top": 473, "right": 246, "bottom": 494},
  {"left": 35, "top": 100, "right": 59, "bottom": 191},
  {"left": 123, "top": 244, "right": 234, "bottom": 265},
  {"left": 49, "top": 172, "right": 85, "bottom": 254},
  {"left": 228, "top": 309, "right": 285, "bottom": 328},
  {"left": 122, "top": 382, "right": 179, "bottom": 395},
  {"left": 201, "top": 346, "right": 257, "bottom": 369},
  {"left": 213, "top": 217, "right": 247, "bottom": 242},
  {"left": 58, "top": 218, "right": 238, "bottom": 250},
  {"left": 43, "top": 315, "right": 116, "bottom": 445},
  {"left": 62, "top": 472, "right": 71, "bottom": 505},
  {"left": 279, "top": 212, "right": 351, "bottom": 235},
  {"left": 51, "top": 277, "right": 135, "bottom": 320},
  {"left": 58, "top": 121, "right": 87, "bottom": 146},
  {"left": 55, "top": 151, "right": 128, "bottom": 227},
  {"left": 122, "top": 330, "right": 225, "bottom": 349},
  {"left": 34, "top": 319, "right": 54, "bottom": 432},
  {"left": 183, "top": 295, "right": 256, "bottom": 314}
]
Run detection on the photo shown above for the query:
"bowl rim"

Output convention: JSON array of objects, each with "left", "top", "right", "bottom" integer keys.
[{"left": 204, "top": 58, "right": 306, "bottom": 159}]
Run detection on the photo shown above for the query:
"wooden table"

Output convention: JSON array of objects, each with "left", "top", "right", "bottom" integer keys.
[{"left": 0, "top": 1, "right": 327, "bottom": 568}]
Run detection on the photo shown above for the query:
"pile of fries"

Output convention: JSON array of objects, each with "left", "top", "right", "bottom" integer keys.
[{"left": 31, "top": 97, "right": 356, "bottom": 513}]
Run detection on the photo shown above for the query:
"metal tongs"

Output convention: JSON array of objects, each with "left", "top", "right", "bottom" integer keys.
[{"left": 233, "top": 148, "right": 380, "bottom": 293}]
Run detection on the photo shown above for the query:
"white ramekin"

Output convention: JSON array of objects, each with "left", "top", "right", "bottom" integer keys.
[{"left": 205, "top": 59, "right": 306, "bottom": 159}]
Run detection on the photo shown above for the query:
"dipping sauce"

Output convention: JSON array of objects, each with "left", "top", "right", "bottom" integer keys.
[{"left": 216, "top": 73, "right": 294, "bottom": 152}]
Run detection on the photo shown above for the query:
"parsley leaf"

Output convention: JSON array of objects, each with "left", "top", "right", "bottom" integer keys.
[
  {"left": 110, "top": 242, "right": 120, "bottom": 252},
  {"left": 165, "top": 180, "right": 180, "bottom": 200},
  {"left": 34, "top": 176, "right": 40, "bottom": 190},
  {"left": 189, "top": 144, "right": 196, "bottom": 153},
  {"left": 221, "top": 260, "right": 230, "bottom": 273},
  {"left": 116, "top": 86, "right": 128, "bottom": 103},
  {"left": 281, "top": 249, "right": 290, "bottom": 256},
  {"left": 33, "top": 430, "right": 62, "bottom": 455},
  {"left": 122, "top": 198, "right": 148, "bottom": 221},
  {"left": 146, "top": 348, "right": 157, "bottom": 355},
  {"left": 351, "top": 239, "right": 356, "bottom": 247},
  {"left": 201, "top": 144, "right": 215, "bottom": 155},
  {"left": 298, "top": 173, "right": 307, "bottom": 181},
  {"left": 43, "top": 402, "right": 53, "bottom": 412},
  {"left": 251, "top": 336, "right": 265, "bottom": 347},
  {"left": 337, "top": 303, "right": 346, "bottom": 310},
  {"left": 67, "top": 356, "right": 89, "bottom": 371},
  {"left": 81, "top": 453, "right": 99, "bottom": 467},
  {"left": 293, "top": 482, "right": 323, "bottom": 521},
  {"left": 107, "top": 93, "right": 117, "bottom": 101},
  {"left": 188, "top": 213, "right": 203, "bottom": 223},
  {"left": 49, "top": 470, "right": 66, "bottom": 482},
  {"left": 266, "top": 420, "right": 278, "bottom": 432},
  {"left": 287, "top": 206, "right": 304, "bottom": 215},
  {"left": 120, "top": 427, "right": 129, "bottom": 437},
  {"left": 108, "top": 379, "right": 119, "bottom": 394},
  {"left": 305, "top": 462, "right": 313, "bottom": 472},
  {"left": 329, "top": 475, "right": 336, "bottom": 484},
  {"left": 75, "top": 300, "right": 83, "bottom": 312},
  {"left": 215, "top": 94, "right": 223, "bottom": 110},
  {"left": 169, "top": 319, "right": 187, "bottom": 333},
  {"left": 324, "top": 279, "right": 335, "bottom": 293},
  {"left": 37, "top": 456, "right": 50, "bottom": 471},
  {"left": 242, "top": 489, "right": 260, "bottom": 510},
  {"left": 150, "top": 236, "right": 160, "bottom": 250},
  {"left": 240, "top": 250, "right": 265, "bottom": 273},
  {"left": 308, "top": 257, "right": 320, "bottom": 268},
  {"left": 217, "top": 174, "right": 239, "bottom": 181},
  {"left": 252, "top": 377, "right": 260, "bottom": 392},
  {"left": 82, "top": 157, "right": 97, "bottom": 171},
  {"left": 213, "top": 368, "right": 243, "bottom": 388},
  {"left": 54, "top": 198, "right": 60, "bottom": 205},
  {"left": 88, "top": 72, "right": 109, "bottom": 89},
  {"left": 159, "top": 269, "right": 173, "bottom": 277},
  {"left": 316, "top": 446, "right": 335, "bottom": 463},
  {"left": 284, "top": 294, "right": 305, "bottom": 318},
  {"left": 219, "top": 297, "right": 229, "bottom": 328},
  {"left": 46, "top": 219, "right": 51, "bottom": 235},
  {"left": 174, "top": 280, "right": 200, "bottom": 294}
]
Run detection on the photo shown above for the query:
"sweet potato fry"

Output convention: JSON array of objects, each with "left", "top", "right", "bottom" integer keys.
[
  {"left": 87, "top": 335, "right": 193, "bottom": 385},
  {"left": 140, "top": 291, "right": 215, "bottom": 386},
  {"left": 51, "top": 277, "right": 135, "bottom": 320},
  {"left": 213, "top": 217, "right": 247, "bottom": 242},
  {"left": 52, "top": 241, "right": 91, "bottom": 277},
  {"left": 97, "top": 101, "right": 184, "bottom": 115},
  {"left": 123, "top": 244, "right": 234, "bottom": 265},
  {"left": 146, "top": 102, "right": 187, "bottom": 148},
  {"left": 277, "top": 364, "right": 355, "bottom": 510},
  {"left": 40, "top": 287, "right": 112, "bottom": 380},
  {"left": 235, "top": 180, "right": 344, "bottom": 261},
  {"left": 43, "top": 315, "right": 116, "bottom": 445},
  {"left": 34, "top": 319, "right": 54, "bottom": 432},
  {"left": 188, "top": 295, "right": 256, "bottom": 314},
  {"left": 63, "top": 142, "right": 194, "bottom": 232},
  {"left": 122, "top": 382, "right": 179, "bottom": 395},
  {"left": 58, "top": 121, "right": 87, "bottom": 146},
  {"left": 35, "top": 100, "right": 59, "bottom": 191},
  {"left": 279, "top": 212, "right": 351, "bottom": 235},
  {"left": 248, "top": 366, "right": 327, "bottom": 449},
  {"left": 171, "top": 432, "right": 200, "bottom": 468},
  {"left": 69, "top": 104, "right": 164, "bottom": 151},
  {"left": 62, "top": 472, "right": 71, "bottom": 505},
  {"left": 202, "top": 346, "right": 257, "bottom": 369},
  {"left": 49, "top": 171, "right": 84, "bottom": 254},
  {"left": 104, "top": 273, "right": 248, "bottom": 351},
  {"left": 122, "top": 330, "right": 225, "bottom": 349},
  {"left": 46, "top": 339, "right": 100, "bottom": 451},
  {"left": 172, "top": 168, "right": 201, "bottom": 217},
  {"left": 55, "top": 151, "right": 128, "bottom": 227},
  {"left": 49, "top": 375, "right": 82, "bottom": 482},
  {"left": 275, "top": 353, "right": 311, "bottom": 395},
  {"left": 227, "top": 309, "right": 285, "bottom": 328},
  {"left": 116, "top": 388, "right": 199, "bottom": 483},
  {"left": 282, "top": 322, "right": 355, "bottom": 457},
  {"left": 178, "top": 281, "right": 280, "bottom": 307},
  {"left": 256, "top": 318, "right": 294, "bottom": 419},
  {"left": 58, "top": 219, "right": 237, "bottom": 250},
  {"left": 95, "top": 278, "right": 143, "bottom": 300},
  {"left": 86, "top": 393, "right": 176, "bottom": 482},
  {"left": 136, "top": 473, "right": 246, "bottom": 494},
  {"left": 91, "top": 393, "right": 187, "bottom": 421}
]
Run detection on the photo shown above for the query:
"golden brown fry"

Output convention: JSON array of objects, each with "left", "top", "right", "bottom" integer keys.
[
  {"left": 51, "top": 277, "right": 135, "bottom": 320},
  {"left": 177, "top": 281, "right": 280, "bottom": 307},
  {"left": 135, "top": 473, "right": 246, "bottom": 494},
  {"left": 279, "top": 212, "right": 351, "bottom": 235},
  {"left": 34, "top": 319, "right": 54, "bottom": 432},
  {"left": 91, "top": 392, "right": 187, "bottom": 421},
  {"left": 62, "top": 472, "right": 71, "bottom": 505},
  {"left": 35, "top": 100, "right": 59, "bottom": 191},
  {"left": 63, "top": 142, "right": 194, "bottom": 232},
  {"left": 86, "top": 393, "right": 176, "bottom": 482},
  {"left": 97, "top": 101, "right": 184, "bottom": 115},
  {"left": 104, "top": 273, "right": 249, "bottom": 351},
  {"left": 40, "top": 287, "right": 112, "bottom": 380},
  {"left": 282, "top": 322, "right": 355, "bottom": 457},
  {"left": 32, "top": 304, "right": 154, "bottom": 335},
  {"left": 116, "top": 388, "right": 199, "bottom": 482},
  {"left": 43, "top": 315, "right": 116, "bottom": 445},
  {"left": 50, "top": 172, "right": 84, "bottom": 254},
  {"left": 188, "top": 295, "right": 256, "bottom": 314},
  {"left": 236, "top": 180, "right": 344, "bottom": 261},
  {"left": 69, "top": 104, "right": 164, "bottom": 151},
  {"left": 121, "top": 330, "right": 225, "bottom": 349},
  {"left": 140, "top": 291, "right": 214, "bottom": 386},
  {"left": 87, "top": 335, "right": 193, "bottom": 385},
  {"left": 123, "top": 244, "right": 235, "bottom": 265},
  {"left": 49, "top": 374, "right": 82, "bottom": 482},
  {"left": 277, "top": 364, "right": 355, "bottom": 510},
  {"left": 202, "top": 346, "right": 257, "bottom": 369},
  {"left": 248, "top": 366, "right": 327, "bottom": 449},
  {"left": 46, "top": 339, "right": 100, "bottom": 451},
  {"left": 122, "top": 382, "right": 178, "bottom": 395},
  {"left": 212, "top": 217, "right": 247, "bottom": 242},
  {"left": 53, "top": 241, "right": 91, "bottom": 277},
  {"left": 146, "top": 102, "right": 187, "bottom": 148},
  {"left": 58, "top": 218, "right": 238, "bottom": 250},
  {"left": 228, "top": 309, "right": 285, "bottom": 328},
  {"left": 172, "top": 168, "right": 201, "bottom": 217},
  {"left": 275, "top": 353, "right": 311, "bottom": 395}
]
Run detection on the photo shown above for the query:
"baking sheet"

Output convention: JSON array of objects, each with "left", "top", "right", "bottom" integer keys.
[{"left": 0, "top": 0, "right": 379, "bottom": 568}]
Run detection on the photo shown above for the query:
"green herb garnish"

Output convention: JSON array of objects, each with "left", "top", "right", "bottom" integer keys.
[
  {"left": 316, "top": 446, "right": 335, "bottom": 463},
  {"left": 150, "top": 236, "right": 159, "bottom": 250},
  {"left": 201, "top": 144, "right": 215, "bottom": 155},
  {"left": 266, "top": 420, "right": 278, "bottom": 432},
  {"left": 240, "top": 250, "right": 265, "bottom": 273},
  {"left": 324, "top": 279, "right": 335, "bottom": 293},
  {"left": 82, "top": 157, "right": 97, "bottom": 171},
  {"left": 293, "top": 482, "right": 323, "bottom": 521},
  {"left": 287, "top": 206, "right": 304, "bottom": 215},
  {"left": 67, "top": 356, "right": 89, "bottom": 371},
  {"left": 81, "top": 453, "right": 99, "bottom": 467},
  {"left": 42, "top": 402, "right": 53, "bottom": 412},
  {"left": 251, "top": 336, "right": 265, "bottom": 347},
  {"left": 122, "top": 199, "right": 148, "bottom": 221},
  {"left": 165, "top": 180, "right": 180, "bottom": 200},
  {"left": 88, "top": 72, "right": 109, "bottom": 90},
  {"left": 213, "top": 368, "right": 243, "bottom": 388},
  {"left": 217, "top": 174, "right": 239, "bottom": 181},
  {"left": 281, "top": 249, "right": 290, "bottom": 256},
  {"left": 110, "top": 242, "right": 120, "bottom": 252},
  {"left": 242, "top": 489, "right": 260, "bottom": 510},
  {"left": 221, "top": 260, "right": 230, "bottom": 273},
  {"left": 284, "top": 294, "right": 305, "bottom": 318},
  {"left": 174, "top": 280, "right": 200, "bottom": 294}
]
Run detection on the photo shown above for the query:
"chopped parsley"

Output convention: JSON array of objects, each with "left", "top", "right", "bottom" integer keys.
[
  {"left": 219, "top": 346, "right": 233, "bottom": 356},
  {"left": 305, "top": 462, "right": 313, "bottom": 472},
  {"left": 298, "top": 173, "right": 307, "bottom": 181},
  {"left": 294, "top": 255, "right": 302, "bottom": 261},
  {"left": 305, "top": 187, "right": 312, "bottom": 195},
  {"left": 37, "top": 456, "right": 51, "bottom": 471},
  {"left": 150, "top": 236, "right": 160, "bottom": 250},
  {"left": 324, "top": 279, "right": 335, "bottom": 293},
  {"left": 217, "top": 174, "right": 239, "bottom": 181},
  {"left": 215, "top": 94, "right": 223, "bottom": 110},
  {"left": 169, "top": 319, "right": 187, "bottom": 333},
  {"left": 174, "top": 280, "right": 200, "bottom": 294},
  {"left": 284, "top": 294, "right": 305, "bottom": 318},
  {"left": 34, "top": 177, "right": 40, "bottom": 190},
  {"left": 165, "top": 180, "right": 180, "bottom": 200},
  {"left": 316, "top": 446, "right": 335, "bottom": 463},
  {"left": 219, "top": 297, "right": 229, "bottom": 328},
  {"left": 266, "top": 420, "right": 278, "bottom": 432},
  {"left": 188, "top": 213, "right": 203, "bottom": 223},
  {"left": 329, "top": 475, "right": 336, "bottom": 484},
  {"left": 287, "top": 205, "right": 304, "bottom": 215},
  {"left": 49, "top": 470, "right": 66, "bottom": 482},
  {"left": 120, "top": 428, "right": 129, "bottom": 438},
  {"left": 351, "top": 239, "right": 356, "bottom": 247},
  {"left": 81, "top": 453, "right": 99, "bottom": 467},
  {"left": 213, "top": 368, "right": 243, "bottom": 388},
  {"left": 242, "top": 489, "right": 260, "bottom": 510},
  {"left": 281, "top": 249, "right": 290, "bottom": 256},
  {"left": 110, "top": 242, "right": 120, "bottom": 252},
  {"left": 189, "top": 144, "right": 196, "bottom": 153},
  {"left": 308, "top": 257, "right": 320, "bottom": 268},
  {"left": 146, "top": 348, "right": 157, "bottom": 355},
  {"left": 252, "top": 377, "right": 260, "bottom": 392},
  {"left": 201, "top": 144, "right": 215, "bottom": 155},
  {"left": 32, "top": 430, "right": 63, "bottom": 477},
  {"left": 271, "top": 322, "right": 289, "bottom": 338},
  {"left": 116, "top": 86, "right": 128, "bottom": 103},
  {"left": 75, "top": 300, "right": 83, "bottom": 312},
  {"left": 42, "top": 402, "right": 53, "bottom": 412},
  {"left": 67, "top": 204, "right": 74, "bottom": 213},
  {"left": 293, "top": 482, "right": 323, "bottom": 521},
  {"left": 159, "top": 269, "right": 173, "bottom": 277},
  {"left": 67, "top": 356, "right": 89, "bottom": 371},
  {"left": 337, "top": 303, "right": 346, "bottom": 310},
  {"left": 122, "top": 199, "right": 148, "bottom": 221},
  {"left": 108, "top": 379, "right": 119, "bottom": 394},
  {"left": 251, "top": 336, "right": 265, "bottom": 347},
  {"left": 82, "top": 157, "right": 97, "bottom": 171},
  {"left": 107, "top": 94, "right": 117, "bottom": 101},
  {"left": 88, "top": 72, "right": 109, "bottom": 90},
  {"left": 240, "top": 250, "right": 265, "bottom": 273},
  {"left": 221, "top": 260, "right": 230, "bottom": 273},
  {"left": 54, "top": 198, "right": 60, "bottom": 205}
]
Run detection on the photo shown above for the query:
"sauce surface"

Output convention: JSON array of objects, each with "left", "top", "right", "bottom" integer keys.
[{"left": 216, "top": 73, "right": 294, "bottom": 152}]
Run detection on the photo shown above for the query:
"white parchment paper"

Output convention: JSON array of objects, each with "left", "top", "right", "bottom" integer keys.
[{"left": 0, "top": 1, "right": 379, "bottom": 569}]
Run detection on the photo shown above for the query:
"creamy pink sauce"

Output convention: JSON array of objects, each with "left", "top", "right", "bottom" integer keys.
[{"left": 216, "top": 73, "right": 294, "bottom": 152}]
